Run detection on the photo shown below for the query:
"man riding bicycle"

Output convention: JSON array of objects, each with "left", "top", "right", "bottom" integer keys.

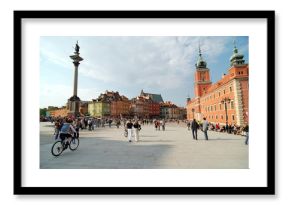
[{"left": 58, "top": 118, "right": 77, "bottom": 148}]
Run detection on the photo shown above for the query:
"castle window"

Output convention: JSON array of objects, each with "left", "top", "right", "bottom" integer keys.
[
  {"left": 219, "top": 92, "right": 220, "bottom": 97},
  {"left": 214, "top": 105, "right": 216, "bottom": 111},
  {"left": 216, "top": 115, "right": 218, "bottom": 119},
  {"left": 219, "top": 104, "right": 222, "bottom": 110},
  {"left": 221, "top": 115, "right": 223, "bottom": 120},
  {"left": 231, "top": 101, "right": 234, "bottom": 109},
  {"left": 223, "top": 90, "right": 225, "bottom": 94},
  {"left": 230, "top": 86, "right": 232, "bottom": 92},
  {"left": 232, "top": 115, "right": 235, "bottom": 121}
]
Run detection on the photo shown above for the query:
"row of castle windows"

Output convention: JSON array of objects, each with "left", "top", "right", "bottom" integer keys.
[
  {"left": 202, "top": 85, "right": 233, "bottom": 103},
  {"left": 203, "top": 101, "right": 234, "bottom": 112},
  {"left": 206, "top": 114, "right": 235, "bottom": 121}
]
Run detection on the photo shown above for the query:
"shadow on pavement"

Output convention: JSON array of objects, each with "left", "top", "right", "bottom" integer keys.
[{"left": 40, "top": 136, "right": 173, "bottom": 169}]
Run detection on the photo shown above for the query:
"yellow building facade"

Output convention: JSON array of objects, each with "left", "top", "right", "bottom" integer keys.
[{"left": 88, "top": 100, "right": 110, "bottom": 117}]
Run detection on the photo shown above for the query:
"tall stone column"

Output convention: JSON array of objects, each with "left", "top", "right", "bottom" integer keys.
[
  {"left": 73, "top": 61, "right": 79, "bottom": 96},
  {"left": 68, "top": 41, "right": 83, "bottom": 117}
]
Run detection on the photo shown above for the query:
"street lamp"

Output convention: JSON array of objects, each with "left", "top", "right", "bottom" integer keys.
[
  {"left": 191, "top": 108, "right": 195, "bottom": 120},
  {"left": 221, "top": 97, "right": 231, "bottom": 128}
]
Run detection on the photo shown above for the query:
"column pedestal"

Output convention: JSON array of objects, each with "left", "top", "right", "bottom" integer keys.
[{"left": 67, "top": 95, "right": 81, "bottom": 117}]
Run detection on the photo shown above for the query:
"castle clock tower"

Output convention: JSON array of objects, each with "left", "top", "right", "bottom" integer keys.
[{"left": 194, "top": 47, "right": 212, "bottom": 97}]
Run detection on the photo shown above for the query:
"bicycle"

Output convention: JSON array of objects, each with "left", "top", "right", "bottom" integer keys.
[{"left": 51, "top": 134, "right": 79, "bottom": 156}]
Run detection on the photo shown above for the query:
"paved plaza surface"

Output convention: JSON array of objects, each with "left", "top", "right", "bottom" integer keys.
[{"left": 40, "top": 122, "right": 248, "bottom": 169}]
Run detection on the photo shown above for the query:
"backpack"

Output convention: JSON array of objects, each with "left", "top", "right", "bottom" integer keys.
[{"left": 60, "top": 123, "right": 70, "bottom": 133}]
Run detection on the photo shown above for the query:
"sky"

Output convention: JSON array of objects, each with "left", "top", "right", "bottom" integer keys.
[{"left": 40, "top": 36, "right": 248, "bottom": 108}]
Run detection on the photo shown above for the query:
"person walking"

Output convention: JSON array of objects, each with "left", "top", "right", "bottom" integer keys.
[
  {"left": 157, "top": 120, "right": 161, "bottom": 130},
  {"left": 187, "top": 121, "right": 191, "bottom": 130},
  {"left": 91, "top": 118, "right": 95, "bottom": 130},
  {"left": 161, "top": 119, "right": 166, "bottom": 131},
  {"left": 191, "top": 119, "right": 198, "bottom": 140},
  {"left": 154, "top": 120, "right": 158, "bottom": 131},
  {"left": 133, "top": 120, "right": 141, "bottom": 142},
  {"left": 243, "top": 124, "right": 249, "bottom": 145},
  {"left": 116, "top": 119, "right": 121, "bottom": 128},
  {"left": 73, "top": 119, "right": 81, "bottom": 138},
  {"left": 88, "top": 119, "right": 92, "bottom": 131},
  {"left": 202, "top": 117, "right": 209, "bottom": 140},
  {"left": 108, "top": 119, "right": 112, "bottom": 128},
  {"left": 126, "top": 120, "right": 133, "bottom": 142}
]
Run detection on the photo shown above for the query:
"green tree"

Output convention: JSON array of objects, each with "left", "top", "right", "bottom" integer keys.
[{"left": 40, "top": 108, "right": 47, "bottom": 117}]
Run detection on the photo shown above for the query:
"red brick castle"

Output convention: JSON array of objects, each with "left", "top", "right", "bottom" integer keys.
[{"left": 186, "top": 43, "right": 249, "bottom": 126}]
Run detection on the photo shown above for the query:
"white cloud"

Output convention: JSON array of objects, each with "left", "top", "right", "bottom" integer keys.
[
  {"left": 40, "top": 39, "right": 73, "bottom": 70},
  {"left": 40, "top": 83, "right": 103, "bottom": 107},
  {"left": 75, "top": 37, "right": 212, "bottom": 88},
  {"left": 41, "top": 37, "right": 231, "bottom": 89},
  {"left": 40, "top": 36, "right": 240, "bottom": 107}
]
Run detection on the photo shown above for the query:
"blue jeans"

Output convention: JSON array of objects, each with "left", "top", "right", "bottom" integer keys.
[
  {"left": 192, "top": 129, "right": 197, "bottom": 139},
  {"left": 204, "top": 130, "right": 208, "bottom": 140},
  {"left": 245, "top": 132, "right": 249, "bottom": 145}
]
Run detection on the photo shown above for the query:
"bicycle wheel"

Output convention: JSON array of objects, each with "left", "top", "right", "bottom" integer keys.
[
  {"left": 69, "top": 137, "right": 79, "bottom": 151},
  {"left": 51, "top": 141, "right": 64, "bottom": 156}
]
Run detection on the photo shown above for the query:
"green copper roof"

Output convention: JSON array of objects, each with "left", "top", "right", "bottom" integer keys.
[
  {"left": 140, "top": 90, "right": 164, "bottom": 103},
  {"left": 149, "top": 94, "right": 164, "bottom": 103},
  {"left": 195, "top": 46, "right": 207, "bottom": 69},
  {"left": 230, "top": 44, "right": 245, "bottom": 66}
]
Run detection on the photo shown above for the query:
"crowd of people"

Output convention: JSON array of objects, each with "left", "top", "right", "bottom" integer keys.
[
  {"left": 124, "top": 119, "right": 141, "bottom": 142},
  {"left": 186, "top": 118, "right": 249, "bottom": 145},
  {"left": 47, "top": 115, "right": 248, "bottom": 145},
  {"left": 52, "top": 116, "right": 122, "bottom": 132}
]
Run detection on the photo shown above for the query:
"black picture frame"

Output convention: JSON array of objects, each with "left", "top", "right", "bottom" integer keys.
[{"left": 14, "top": 10, "right": 275, "bottom": 195}]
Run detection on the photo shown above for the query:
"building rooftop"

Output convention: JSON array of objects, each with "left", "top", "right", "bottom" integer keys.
[
  {"left": 160, "top": 101, "right": 178, "bottom": 108},
  {"left": 140, "top": 89, "right": 164, "bottom": 103}
]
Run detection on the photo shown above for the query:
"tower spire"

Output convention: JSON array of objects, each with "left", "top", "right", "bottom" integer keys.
[
  {"left": 198, "top": 41, "right": 202, "bottom": 56},
  {"left": 233, "top": 39, "right": 238, "bottom": 54},
  {"left": 187, "top": 94, "right": 191, "bottom": 102},
  {"left": 230, "top": 40, "right": 245, "bottom": 66},
  {"left": 195, "top": 43, "right": 207, "bottom": 69}
]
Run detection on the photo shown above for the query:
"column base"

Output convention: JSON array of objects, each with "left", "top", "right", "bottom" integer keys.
[{"left": 67, "top": 95, "right": 81, "bottom": 117}]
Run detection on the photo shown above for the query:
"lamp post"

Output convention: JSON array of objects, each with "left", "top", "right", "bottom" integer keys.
[
  {"left": 191, "top": 108, "right": 195, "bottom": 120},
  {"left": 221, "top": 97, "right": 231, "bottom": 128}
]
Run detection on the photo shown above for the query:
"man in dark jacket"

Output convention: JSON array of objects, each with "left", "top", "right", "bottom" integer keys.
[
  {"left": 202, "top": 117, "right": 209, "bottom": 140},
  {"left": 126, "top": 120, "right": 133, "bottom": 142},
  {"left": 243, "top": 124, "right": 249, "bottom": 145},
  {"left": 191, "top": 119, "right": 198, "bottom": 140}
]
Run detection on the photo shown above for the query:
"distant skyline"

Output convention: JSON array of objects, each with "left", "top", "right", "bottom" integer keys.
[{"left": 40, "top": 36, "right": 248, "bottom": 108}]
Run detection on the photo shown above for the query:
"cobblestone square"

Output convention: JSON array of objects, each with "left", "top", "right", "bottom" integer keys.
[{"left": 40, "top": 122, "right": 248, "bottom": 169}]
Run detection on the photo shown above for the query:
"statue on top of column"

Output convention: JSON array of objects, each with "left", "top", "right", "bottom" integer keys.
[{"left": 74, "top": 41, "right": 80, "bottom": 53}]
